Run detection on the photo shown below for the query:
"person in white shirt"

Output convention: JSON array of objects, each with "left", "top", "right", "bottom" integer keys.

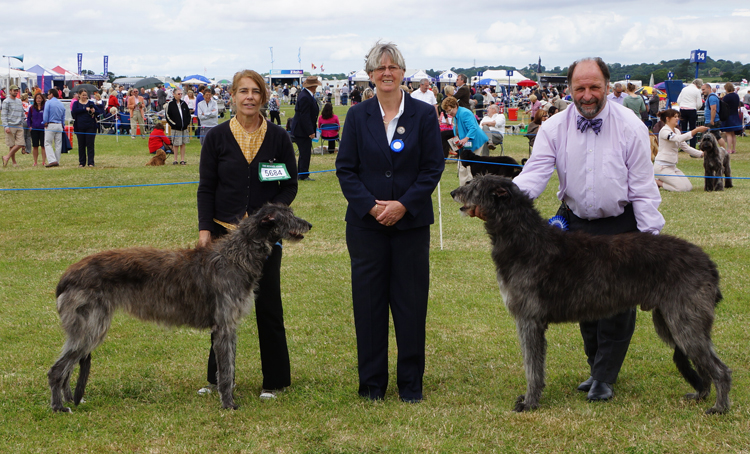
[
  {"left": 410, "top": 78, "right": 437, "bottom": 115},
  {"left": 676, "top": 79, "right": 704, "bottom": 148},
  {"left": 478, "top": 104, "right": 505, "bottom": 155},
  {"left": 606, "top": 83, "right": 625, "bottom": 105},
  {"left": 196, "top": 87, "right": 219, "bottom": 146}
]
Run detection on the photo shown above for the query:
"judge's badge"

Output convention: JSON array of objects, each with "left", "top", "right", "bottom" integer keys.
[
  {"left": 396, "top": 126, "right": 405, "bottom": 135},
  {"left": 390, "top": 139, "right": 404, "bottom": 152}
]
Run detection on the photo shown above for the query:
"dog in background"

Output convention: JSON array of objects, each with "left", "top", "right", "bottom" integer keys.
[
  {"left": 451, "top": 175, "right": 731, "bottom": 414},
  {"left": 505, "top": 123, "right": 526, "bottom": 135},
  {"left": 700, "top": 134, "right": 732, "bottom": 191},
  {"left": 48, "top": 204, "right": 312, "bottom": 412},
  {"left": 649, "top": 133, "right": 659, "bottom": 162},
  {"left": 459, "top": 149, "right": 524, "bottom": 180},
  {"left": 146, "top": 149, "right": 168, "bottom": 166}
]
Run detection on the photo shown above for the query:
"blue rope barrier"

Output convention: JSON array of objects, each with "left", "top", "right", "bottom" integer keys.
[{"left": 0, "top": 181, "right": 199, "bottom": 192}]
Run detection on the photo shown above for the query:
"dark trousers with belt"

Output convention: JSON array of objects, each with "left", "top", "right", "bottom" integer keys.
[
  {"left": 207, "top": 228, "right": 290, "bottom": 390},
  {"left": 560, "top": 203, "right": 638, "bottom": 384},
  {"left": 346, "top": 223, "right": 430, "bottom": 401},
  {"left": 296, "top": 136, "right": 312, "bottom": 179},
  {"left": 679, "top": 109, "right": 698, "bottom": 148}
]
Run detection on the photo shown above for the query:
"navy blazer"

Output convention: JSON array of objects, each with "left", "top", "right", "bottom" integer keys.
[
  {"left": 336, "top": 93, "right": 445, "bottom": 230},
  {"left": 291, "top": 88, "right": 319, "bottom": 139}
]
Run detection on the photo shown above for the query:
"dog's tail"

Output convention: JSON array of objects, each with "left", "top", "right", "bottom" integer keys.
[
  {"left": 74, "top": 353, "right": 92, "bottom": 405},
  {"left": 673, "top": 347, "right": 705, "bottom": 394}
]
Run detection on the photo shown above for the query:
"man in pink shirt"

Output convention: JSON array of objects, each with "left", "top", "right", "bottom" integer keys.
[{"left": 514, "top": 57, "right": 664, "bottom": 403}]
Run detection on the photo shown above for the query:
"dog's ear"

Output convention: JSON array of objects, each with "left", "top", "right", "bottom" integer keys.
[
  {"left": 259, "top": 214, "right": 277, "bottom": 229},
  {"left": 492, "top": 187, "right": 510, "bottom": 200}
]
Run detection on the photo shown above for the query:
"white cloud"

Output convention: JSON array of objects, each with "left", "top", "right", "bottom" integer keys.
[{"left": 3, "top": 0, "right": 748, "bottom": 78}]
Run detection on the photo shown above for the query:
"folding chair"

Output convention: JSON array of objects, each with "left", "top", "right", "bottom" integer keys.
[{"left": 314, "top": 123, "right": 340, "bottom": 154}]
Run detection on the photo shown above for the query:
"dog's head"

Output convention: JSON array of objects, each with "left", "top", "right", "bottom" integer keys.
[
  {"left": 450, "top": 175, "right": 530, "bottom": 222},
  {"left": 155, "top": 149, "right": 167, "bottom": 161},
  {"left": 699, "top": 133, "right": 719, "bottom": 156},
  {"left": 241, "top": 203, "right": 312, "bottom": 243}
]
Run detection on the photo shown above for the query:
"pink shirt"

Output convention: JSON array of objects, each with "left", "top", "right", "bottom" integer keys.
[
  {"left": 513, "top": 101, "right": 664, "bottom": 234},
  {"left": 318, "top": 114, "right": 340, "bottom": 138}
]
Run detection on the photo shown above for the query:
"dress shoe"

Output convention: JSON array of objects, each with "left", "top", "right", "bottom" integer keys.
[
  {"left": 587, "top": 380, "right": 613, "bottom": 401},
  {"left": 45, "top": 161, "right": 59, "bottom": 168},
  {"left": 298, "top": 176, "right": 315, "bottom": 181},
  {"left": 577, "top": 376, "right": 594, "bottom": 392}
]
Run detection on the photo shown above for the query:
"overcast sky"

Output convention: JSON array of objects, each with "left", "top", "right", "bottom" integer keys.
[{"left": 3, "top": 1, "right": 748, "bottom": 80}]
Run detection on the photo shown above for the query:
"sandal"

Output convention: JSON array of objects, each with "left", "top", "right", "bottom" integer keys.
[
  {"left": 180, "top": 161, "right": 186, "bottom": 165},
  {"left": 173, "top": 161, "right": 179, "bottom": 165}
]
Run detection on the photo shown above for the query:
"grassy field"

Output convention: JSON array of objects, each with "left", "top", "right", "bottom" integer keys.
[{"left": 1, "top": 104, "right": 749, "bottom": 453}]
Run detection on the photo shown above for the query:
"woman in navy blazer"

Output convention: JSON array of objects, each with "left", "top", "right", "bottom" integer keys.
[{"left": 336, "top": 42, "right": 444, "bottom": 403}]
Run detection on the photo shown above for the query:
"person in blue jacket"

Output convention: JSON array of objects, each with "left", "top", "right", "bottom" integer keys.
[
  {"left": 441, "top": 95, "right": 487, "bottom": 185},
  {"left": 335, "top": 41, "right": 445, "bottom": 403}
]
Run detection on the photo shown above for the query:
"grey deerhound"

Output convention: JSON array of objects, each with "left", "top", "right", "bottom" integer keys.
[
  {"left": 699, "top": 133, "right": 732, "bottom": 192},
  {"left": 451, "top": 175, "right": 731, "bottom": 414},
  {"left": 48, "top": 204, "right": 311, "bottom": 412}
]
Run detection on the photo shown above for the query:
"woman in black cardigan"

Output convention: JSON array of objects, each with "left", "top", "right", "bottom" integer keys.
[
  {"left": 71, "top": 89, "right": 103, "bottom": 167},
  {"left": 197, "top": 69, "right": 298, "bottom": 400}
]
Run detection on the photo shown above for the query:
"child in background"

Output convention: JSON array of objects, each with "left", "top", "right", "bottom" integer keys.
[{"left": 148, "top": 121, "right": 173, "bottom": 154}]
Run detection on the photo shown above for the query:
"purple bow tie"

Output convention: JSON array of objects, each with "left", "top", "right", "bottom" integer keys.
[{"left": 577, "top": 116, "right": 603, "bottom": 134}]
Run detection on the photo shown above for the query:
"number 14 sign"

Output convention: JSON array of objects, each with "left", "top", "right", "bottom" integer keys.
[{"left": 690, "top": 50, "right": 707, "bottom": 64}]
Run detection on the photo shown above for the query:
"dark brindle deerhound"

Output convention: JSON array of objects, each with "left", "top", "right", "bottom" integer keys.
[
  {"left": 699, "top": 134, "right": 732, "bottom": 192},
  {"left": 48, "top": 204, "right": 311, "bottom": 412},
  {"left": 451, "top": 175, "right": 731, "bottom": 414}
]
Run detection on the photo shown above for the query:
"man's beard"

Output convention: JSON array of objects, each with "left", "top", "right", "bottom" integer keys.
[{"left": 574, "top": 96, "right": 605, "bottom": 119}]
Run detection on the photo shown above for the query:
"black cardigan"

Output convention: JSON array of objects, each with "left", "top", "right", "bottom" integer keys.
[{"left": 197, "top": 120, "right": 298, "bottom": 233}]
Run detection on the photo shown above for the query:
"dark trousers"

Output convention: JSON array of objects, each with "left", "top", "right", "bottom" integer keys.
[
  {"left": 560, "top": 202, "right": 638, "bottom": 384},
  {"left": 346, "top": 223, "right": 430, "bottom": 401},
  {"left": 296, "top": 136, "right": 312, "bottom": 179},
  {"left": 269, "top": 111, "right": 281, "bottom": 125},
  {"left": 441, "top": 129, "right": 455, "bottom": 158},
  {"left": 76, "top": 128, "right": 96, "bottom": 166},
  {"left": 679, "top": 109, "right": 698, "bottom": 148},
  {"left": 207, "top": 236, "right": 290, "bottom": 390}
]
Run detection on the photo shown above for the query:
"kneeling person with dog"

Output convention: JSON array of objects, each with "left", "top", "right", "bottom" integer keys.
[{"left": 513, "top": 57, "right": 665, "bottom": 402}]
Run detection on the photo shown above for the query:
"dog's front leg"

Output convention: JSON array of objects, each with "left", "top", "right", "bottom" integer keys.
[
  {"left": 513, "top": 317, "right": 547, "bottom": 412},
  {"left": 213, "top": 327, "right": 239, "bottom": 410}
]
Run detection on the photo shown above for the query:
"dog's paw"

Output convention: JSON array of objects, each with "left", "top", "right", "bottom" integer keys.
[
  {"left": 513, "top": 395, "right": 527, "bottom": 412},
  {"left": 684, "top": 392, "right": 706, "bottom": 402},
  {"left": 513, "top": 394, "right": 539, "bottom": 412},
  {"left": 705, "top": 406, "right": 728, "bottom": 415},
  {"left": 52, "top": 405, "right": 72, "bottom": 413},
  {"left": 222, "top": 403, "right": 239, "bottom": 410}
]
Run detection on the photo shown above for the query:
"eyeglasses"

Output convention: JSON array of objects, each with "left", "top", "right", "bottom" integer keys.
[{"left": 374, "top": 65, "right": 402, "bottom": 74}]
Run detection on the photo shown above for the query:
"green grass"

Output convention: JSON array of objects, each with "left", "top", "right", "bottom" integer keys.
[{"left": 1, "top": 106, "right": 749, "bottom": 453}]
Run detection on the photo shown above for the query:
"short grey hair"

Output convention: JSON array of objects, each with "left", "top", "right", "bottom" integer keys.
[
  {"left": 419, "top": 78, "right": 430, "bottom": 85},
  {"left": 692, "top": 78, "right": 704, "bottom": 89},
  {"left": 365, "top": 41, "right": 405, "bottom": 74}
]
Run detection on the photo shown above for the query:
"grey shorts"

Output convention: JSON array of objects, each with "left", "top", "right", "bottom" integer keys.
[{"left": 171, "top": 128, "right": 190, "bottom": 146}]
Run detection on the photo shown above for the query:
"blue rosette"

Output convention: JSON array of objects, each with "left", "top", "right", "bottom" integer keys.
[{"left": 548, "top": 215, "right": 569, "bottom": 231}]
